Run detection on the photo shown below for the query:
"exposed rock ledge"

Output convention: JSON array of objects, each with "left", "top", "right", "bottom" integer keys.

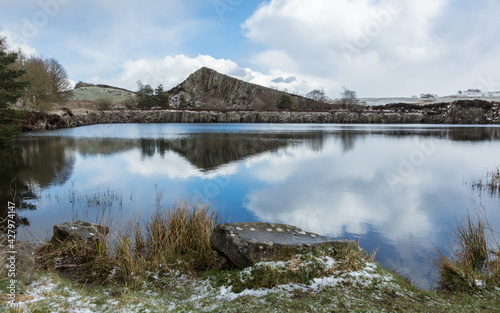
[
  {"left": 211, "top": 222, "right": 362, "bottom": 268},
  {"left": 21, "top": 107, "right": 500, "bottom": 132}
]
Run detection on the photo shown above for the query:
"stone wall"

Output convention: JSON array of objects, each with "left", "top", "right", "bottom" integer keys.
[{"left": 21, "top": 106, "right": 500, "bottom": 133}]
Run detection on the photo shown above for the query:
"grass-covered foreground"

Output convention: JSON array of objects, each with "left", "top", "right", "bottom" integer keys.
[
  {"left": 1, "top": 260, "right": 499, "bottom": 312},
  {"left": 1, "top": 201, "right": 499, "bottom": 312}
]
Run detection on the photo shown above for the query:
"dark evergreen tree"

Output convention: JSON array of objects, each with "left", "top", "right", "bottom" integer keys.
[
  {"left": 137, "top": 81, "right": 170, "bottom": 109},
  {"left": 276, "top": 93, "right": 293, "bottom": 110},
  {"left": 154, "top": 84, "right": 170, "bottom": 109},
  {"left": 0, "top": 38, "right": 28, "bottom": 109},
  {"left": 137, "top": 81, "right": 155, "bottom": 109}
]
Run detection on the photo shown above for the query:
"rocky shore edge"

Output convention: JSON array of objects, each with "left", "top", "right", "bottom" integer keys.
[{"left": 20, "top": 103, "right": 500, "bottom": 132}]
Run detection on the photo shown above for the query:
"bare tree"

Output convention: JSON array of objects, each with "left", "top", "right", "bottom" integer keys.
[
  {"left": 46, "top": 58, "right": 71, "bottom": 98},
  {"left": 340, "top": 87, "right": 358, "bottom": 109},
  {"left": 20, "top": 56, "right": 50, "bottom": 107},
  {"left": 17, "top": 54, "right": 71, "bottom": 107},
  {"left": 306, "top": 89, "right": 328, "bottom": 103}
]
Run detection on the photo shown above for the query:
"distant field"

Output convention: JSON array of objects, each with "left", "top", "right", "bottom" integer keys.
[
  {"left": 64, "top": 86, "right": 136, "bottom": 110},
  {"left": 363, "top": 91, "right": 500, "bottom": 106}
]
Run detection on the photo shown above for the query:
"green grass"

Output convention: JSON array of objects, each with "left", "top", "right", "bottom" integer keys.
[
  {"left": 2, "top": 265, "right": 499, "bottom": 312},
  {"left": 204, "top": 246, "right": 366, "bottom": 293}
]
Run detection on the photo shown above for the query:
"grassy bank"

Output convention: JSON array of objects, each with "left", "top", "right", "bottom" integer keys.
[{"left": 1, "top": 203, "right": 500, "bottom": 312}]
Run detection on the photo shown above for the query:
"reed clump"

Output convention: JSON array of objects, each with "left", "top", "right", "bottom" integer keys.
[
  {"left": 434, "top": 210, "right": 500, "bottom": 292},
  {"left": 471, "top": 166, "right": 500, "bottom": 197},
  {"left": 37, "top": 201, "right": 224, "bottom": 286}
]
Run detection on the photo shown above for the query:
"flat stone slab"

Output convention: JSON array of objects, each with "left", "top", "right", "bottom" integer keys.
[
  {"left": 211, "top": 222, "right": 363, "bottom": 268},
  {"left": 52, "top": 220, "right": 110, "bottom": 242}
]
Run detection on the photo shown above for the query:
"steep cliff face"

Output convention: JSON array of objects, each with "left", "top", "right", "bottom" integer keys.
[{"left": 168, "top": 67, "right": 327, "bottom": 111}]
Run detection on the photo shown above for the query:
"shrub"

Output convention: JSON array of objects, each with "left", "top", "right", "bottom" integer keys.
[
  {"left": 96, "top": 98, "right": 113, "bottom": 110},
  {"left": 121, "top": 97, "right": 137, "bottom": 110},
  {"left": 75, "top": 81, "right": 93, "bottom": 89},
  {"left": 179, "top": 94, "right": 188, "bottom": 109},
  {"left": 0, "top": 109, "right": 27, "bottom": 145},
  {"left": 453, "top": 100, "right": 493, "bottom": 110},
  {"left": 276, "top": 93, "right": 293, "bottom": 110}
]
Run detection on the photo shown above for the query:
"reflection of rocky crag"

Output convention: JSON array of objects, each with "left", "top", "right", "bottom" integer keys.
[
  {"left": 140, "top": 135, "right": 291, "bottom": 171},
  {"left": 168, "top": 67, "right": 328, "bottom": 111}
]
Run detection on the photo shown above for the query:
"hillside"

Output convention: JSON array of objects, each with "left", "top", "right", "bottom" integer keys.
[
  {"left": 65, "top": 83, "right": 136, "bottom": 110},
  {"left": 168, "top": 67, "right": 329, "bottom": 111},
  {"left": 64, "top": 67, "right": 500, "bottom": 113}
]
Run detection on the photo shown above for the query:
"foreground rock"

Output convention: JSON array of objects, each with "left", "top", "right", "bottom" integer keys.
[
  {"left": 52, "top": 221, "right": 110, "bottom": 242},
  {"left": 0, "top": 239, "right": 36, "bottom": 277},
  {"left": 211, "top": 222, "right": 363, "bottom": 268}
]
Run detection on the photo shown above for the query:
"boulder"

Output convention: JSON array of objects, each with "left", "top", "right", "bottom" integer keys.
[
  {"left": 0, "top": 240, "right": 36, "bottom": 277},
  {"left": 211, "top": 222, "right": 363, "bottom": 268},
  {"left": 52, "top": 221, "right": 109, "bottom": 242}
]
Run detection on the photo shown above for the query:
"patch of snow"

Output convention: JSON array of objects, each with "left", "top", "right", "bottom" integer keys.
[{"left": 204, "top": 262, "right": 396, "bottom": 302}]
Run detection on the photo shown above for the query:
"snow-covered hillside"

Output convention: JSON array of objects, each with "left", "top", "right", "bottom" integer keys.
[{"left": 362, "top": 91, "right": 500, "bottom": 106}]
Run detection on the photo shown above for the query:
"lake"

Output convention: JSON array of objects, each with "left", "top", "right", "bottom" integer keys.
[{"left": 2, "top": 123, "right": 500, "bottom": 289}]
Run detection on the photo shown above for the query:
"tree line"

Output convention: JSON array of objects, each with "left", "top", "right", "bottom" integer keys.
[
  {"left": 0, "top": 37, "right": 71, "bottom": 110},
  {"left": 1, "top": 36, "right": 72, "bottom": 144},
  {"left": 276, "top": 87, "right": 363, "bottom": 111}
]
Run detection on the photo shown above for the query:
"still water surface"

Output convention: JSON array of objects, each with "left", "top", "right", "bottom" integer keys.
[{"left": 2, "top": 124, "right": 500, "bottom": 289}]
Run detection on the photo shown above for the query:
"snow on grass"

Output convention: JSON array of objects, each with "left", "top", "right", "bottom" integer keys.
[
  {"left": 4, "top": 258, "right": 407, "bottom": 312},
  {"left": 200, "top": 260, "right": 399, "bottom": 302}
]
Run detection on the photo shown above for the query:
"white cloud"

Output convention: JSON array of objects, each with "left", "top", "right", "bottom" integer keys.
[
  {"left": 91, "top": 53, "right": 317, "bottom": 93},
  {"left": 5, "top": 0, "right": 500, "bottom": 98},
  {"left": 241, "top": 0, "right": 500, "bottom": 97},
  {"left": 0, "top": 29, "right": 38, "bottom": 56},
  {"left": 123, "top": 149, "right": 239, "bottom": 180},
  {"left": 243, "top": 137, "right": 437, "bottom": 242}
]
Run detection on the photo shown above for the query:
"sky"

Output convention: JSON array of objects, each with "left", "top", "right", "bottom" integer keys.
[{"left": 1, "top": 0, "right": 500, "bottom": 98}]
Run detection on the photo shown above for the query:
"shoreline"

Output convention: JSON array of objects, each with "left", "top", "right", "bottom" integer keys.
[{"left": 19, "top": 104, "right": 500, "bottom": 132}]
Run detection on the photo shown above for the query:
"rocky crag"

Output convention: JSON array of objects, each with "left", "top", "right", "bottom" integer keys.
[{"left": 168, "top": 67, "right": 330, "bottom": 111}]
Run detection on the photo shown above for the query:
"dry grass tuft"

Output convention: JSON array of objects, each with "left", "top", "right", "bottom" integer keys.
[
  {"left": 37, "top": 201, "right": 224, "bottom": 286},
  {"left": 471, "top": 166, "right": 500, "bottom": 197},
  {"left": 434, "top": 210, "right": 500, "bottom": 292}
]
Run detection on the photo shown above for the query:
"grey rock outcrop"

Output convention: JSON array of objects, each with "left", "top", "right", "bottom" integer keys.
[
  {"left": 210, "top": 222, "right": 362, "bottom": 268},
  {"left": 168, "top": 67, "right": 328, "bottom": 111},
  {"left": 52, "top": 220, "right": 110, "bottom": 242}
]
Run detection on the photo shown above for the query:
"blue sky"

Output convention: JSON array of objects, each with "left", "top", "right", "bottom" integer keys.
[{"left": 1, "top": 0, "right": 500, "bottom": 98}]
